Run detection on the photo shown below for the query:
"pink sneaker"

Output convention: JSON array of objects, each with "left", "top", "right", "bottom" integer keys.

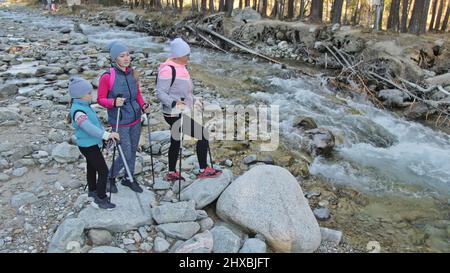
[
  {"left": 197, "top": 167, "right": 222, "bottom": 179},
  {"left": 165, "top": 171, "right": 185, "bottom": 181}
]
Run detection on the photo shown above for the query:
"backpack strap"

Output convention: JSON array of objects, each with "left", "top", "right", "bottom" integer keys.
[
  {"left": 109, "top": 67, "right": 115, "bottom": 91},
  {"left": 155, "top": 65, "right": 176, "bottom": 88}
]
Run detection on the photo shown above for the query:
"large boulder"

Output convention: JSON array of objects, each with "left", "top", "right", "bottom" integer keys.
[
  {"left": 51, "top": 142, "right": 80, "bottom": 163},
  {"left": 47, "top": 218, "right": 85, "bottom": 253},
  {"left": 216, "top": 165, "right": 321, "bottom": 253},
  {"left": 180, "top": 170, "right": 233, "bottom": 209},
  {"left": 10, "top": 192, "right": 38, "bottom": 209},
  {"left": 151, "top": 201, "right": 197, "bottom": 224},
  {"left": 78, "top": 184, "right": 155, "bottom": 232},
  {"left": 0, "top": 108, "right": 22, "bottom": 126},
  {"left": 156, "top": 222, "right": 200, "bottom": 240}
]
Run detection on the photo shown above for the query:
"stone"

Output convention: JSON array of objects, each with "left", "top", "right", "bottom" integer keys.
[
  {"left": 88, "top": 246, "right": 126, "bottom": 253},
  {"left": 173, "top": 230, "right": 213, "bottom": 253},
  {"left": 293, "top": 116, "right": 318, "bottom": 130},
  {"left": 180, "top": 169, "right": 233, "bottom": 209},
  {"left": 239, "top": 238, "right": 267, "bottom": 253},
  {"left": 10, "top": 192, "right": 38, "bottom": 208},
  {"left": 153, "top": 237, "right": 170, "bottom": 253},
  {"left": 199, "top": 217, "right": 214, "bottom": 232},
  {"left": 140, "top": 242, "right": 153, "bottom": 252},
  {"left": 156, "top": 222, "right": 200, "bottom": 240},
  {"left": 0, "top": 84, "right": 18, "bottom": 98},
  {"left": 313, "top": 208, "right": 331, "bottom": 220},
  {"left": 47, "top": 218, "right": 85, "bottom": 253},
  {"left": 320, "top": 227, "right": 342, "bottom": 245},
  {"left": 150, "top": 130, "right": 171, "bottom": 143},
  {"left": 378, "top": 89, "right": 406, "bottom": 107},
  {"left": 210, "top": 226, "right": 241, "bottom": 253},
  {"left": 151, "top": 201, "right": 197, "bottom": 224},
  {"left": 88, "top": 229, "right": 113, "bottom": 246},
  {"left": 231, "top": 7, "right": 262, "bottom": 21},
  {"left": 0, "top": 173, "right": 9, "bottom": 182},
  {"left": 216, "top": 165, "right": 321, "bottom": 253},
  {"left": 304, "top": 128, "right": 335, "bottom": 156},
  {"left": 78, "top": 184, "right": 155, "bottom": 232},
  {"left": 0, "top": 108, "right": 22, "bottom": 125},
  {"left": 153, "top": 179, "right": 171, "bottom": 190},
  {"left": 115, "top": 11, "right": 138, "bottom": 27},
  {"left": 51, "top": 142, "right": 80, "bottom": 163},
  {"left": 12, "top": 167, "right": 28, "bottom": 177},
  {"left": 243, "top": 155, "right": 258, "bottom": 165}
]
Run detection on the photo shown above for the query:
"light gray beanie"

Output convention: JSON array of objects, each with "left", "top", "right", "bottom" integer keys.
[
  {"left": 170, "top": 38, "right": 190, "bottom": 58},
  {"left": 68, "top": 77, "right": 93, "bottom": 99},
  {"left": 108, "top": 41, "right": 129, "bottom": 61}
]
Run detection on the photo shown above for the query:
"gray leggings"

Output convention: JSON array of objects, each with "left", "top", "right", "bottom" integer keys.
[{"left": 109, "top": 122, "right": 141, "bottom": 179}]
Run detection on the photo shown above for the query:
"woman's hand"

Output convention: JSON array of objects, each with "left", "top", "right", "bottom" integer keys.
[
  {"left": 143, "top": 103, "right": 151, "bottom": 114},
  {"left": 176, "top": 100, "right": 186, "bottom": 111},
  {"left": 115, "top": 97, "right": 125, "bottom": 107},
  {"left": 109, "top": 132, "right": 120, "bottom": 142},
  {"left": 194, "top": 97, "right": 203, "bottom": 110}
]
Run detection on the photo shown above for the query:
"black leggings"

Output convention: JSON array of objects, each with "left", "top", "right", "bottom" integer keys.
[
  {"left": 164, "top": 114, "right": 209, "bottom": 172},
  {"left": 79, "top": 145, "right": 108, "bottom": 199}
]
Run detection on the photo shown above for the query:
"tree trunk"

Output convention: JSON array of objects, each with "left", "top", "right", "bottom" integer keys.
[
  {"left": 343, "top": 0, "right": 350, "bottom": 24},
  {"left": 429, "top": 0, "right": 439, "bottom": 31},
  {"left": 271, "top": 0, "right": 279, "bottom": 18},
  {"left": 434, "top": 0, "right": 445, "bottom": 30},
  {"left": 409, "top": 0, "right": 425, "bottom": 34},
  {"left": 331, "top": 0, "right": 344, "bottom": 24},
  {"left": 420, "top": 0, "right": 431, "bottom": 33},
  {"left": 219, "top": 0, "right": 224, "bottom": 11},
  {"left": 287, "top": 0, "right": 295, "bottom": 18},
  {"left": 299, "top": 0, "right": 305, "bottom": 19},
  {"left": 351, "top": 0, "right": 360, "bottom": 25},
  {"left": 262, "top": 0, "right": 267, "bottom": 16},
  {"left": 387, "top": 0, "right": 401, "bottom": 31},
  {"left": 442, "top": 0, "right": 450, "bottom": 31},
  {"left": 209, "top": 0, "right": 214, "bottom": 12},
  {"left": 374, "top": 0, "right": 385, "bottom": 30},
  {"left": 400, "top": 0, "right": 409, "bottom": 32},
  {"left": 310, "top": 0, "right": 323, "bottom": 22},
  {"left": 245, "top": 0, "right": 250, "bottom": 7},
  {"left": 252, "top": 0, "right": 256, "bottom": 9},
  {"left": 179, "top": 0, "right": 183, "bottom": 12},
  {"left": 226, "top": 0, "right": 234, "bottom": 16}
]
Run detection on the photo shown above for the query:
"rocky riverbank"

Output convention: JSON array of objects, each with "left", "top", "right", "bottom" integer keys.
[{"left": 0, "top": 4, "right": 367, "bottom": 253}]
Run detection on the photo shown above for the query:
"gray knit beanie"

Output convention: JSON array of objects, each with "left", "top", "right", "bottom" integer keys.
[
  {"left": 170, "top": 38, "right": 190, "bottom": 58},
  {"left": 68, "top": 77, "right": 93, "bottom": 99},
  {"left": 108, "top": 41, "right": 129, "bottom": 61}
]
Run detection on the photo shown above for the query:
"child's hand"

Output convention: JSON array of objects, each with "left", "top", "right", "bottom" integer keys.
[{"left": 109, "top": 132, "right": 120, "bottom": 142}]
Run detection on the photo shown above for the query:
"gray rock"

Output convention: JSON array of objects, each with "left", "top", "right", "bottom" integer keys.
[
  {"left": 0, "top": 173, "right": 9, "bottom": 182},
  {"left": 210, "top": 226, "right": 241, "bottom": 253},
  {"left": 123, "top": 238, "right": 135, "bottom": 245},
  {"left": 140, "top": 242, "right": 152, "bottom": 252},
  {"left": 12, "top": 167, "right": 28, "bottom": 177},
  {"left": 35, "top": 65, "right": 64, "bottom": 76},
  {"left": 320, "top": 227, "right": 342, "bottom": 245},
  {"left": 231, "top": 7, "right": 262, "bottom": 21},
  {"left": 88, "top": 229, "right": 113, "bottom": 246},
  {"left": 216, "top": 165, "right": 321, "bottom": 253},
  {"left": 0, "top": 108, "right": 22, "bottom": 125},
  {"left": 0, "top": 84, "right": 18, "bottom": 98},
  {"left": 51, "top": 142, "right": 80, "bottom": 163},
  {"left": 153, "top": 179, "right": 170, "bottom": 190},
  {"left": 48, "top": 218, "right": 85, "bottom": 253},
  {"left": 78, "top": 184, "right": 155, "bottom": 232},
  {"left": 243, "top": 155, "right": 258, "bottom": 165},
  {"left": 150, "top": 130, "right": 171, "bottom": 143},
  {"left": 225, "top": 159, "right": 233, "bottom": 167},
  {"left": 153, "top": 237, "right": 170, "bottom": 252},
  {"left": 173, "top": 230, "right": 213, "bottom": 253},
  {"left": 313, "top": 208, "right": 331, "bottom": 220},
  {"left": 60, "top": 27, "right": 72, "bottom": 34},
  {"left": 180, "top": 169, "right": 233, "bottom": 209},
  {"left": 199, "top": 217, "right": 214, "bottom": 232},
  {"left": 115, "top": 11, "right": 138, "bottom": 27},
  {"left": 151, "top": 201, "right": 197, "bottom": 224},
  {"left": 196, "top": 210, "right": 208, "bottom": 220},
  {"left": 260, "top": 156, "right": 274, "bottom": 165},
  {"left": 378, "top": 89, "right": 406, "bottom": 107},
  {"left": 10, "top": 192, "right": 38, "bottom": 208},
  {"left": 239, "top": 238, "right": 267, "bottom": 253},
  {"left": 138, "top": 226, "right": 148, "bottom": 240},
  {"left": 88, "top": 246, "right": 126, "bottom": 253},
  {"left": 157, "top": 222, "right": 200, "bottom": 240},
  {"left": 304, "top": 128, "right": 335, "bottom": 156},
  {"left": 60, "top": 179, "right": 84, "bottom": 189}
]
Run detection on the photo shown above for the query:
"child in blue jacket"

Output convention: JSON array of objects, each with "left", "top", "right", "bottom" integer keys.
[{"left": 69, "top": 77, "right": 119, "bottom": 210}]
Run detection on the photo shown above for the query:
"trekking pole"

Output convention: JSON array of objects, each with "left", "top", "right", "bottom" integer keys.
[
  {"left": 108, "top": 94, "right": 123, "bottom": 202},
  {"left": 178, "top": 97, "right": 185, "bottom": 201},
  {"left": 146, "top": 112, "right": 155, "bottom": 184},
  {"left": 201, "top": 103, "right": 214, "bottom": 168}
]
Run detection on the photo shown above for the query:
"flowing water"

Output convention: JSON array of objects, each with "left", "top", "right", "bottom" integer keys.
[{"left": 1, "top": 7, "right": 449, "bottom": 252}]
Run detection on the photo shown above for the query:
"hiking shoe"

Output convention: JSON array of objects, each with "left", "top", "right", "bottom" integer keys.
[
  {"left": 165, "top": 171, "right": 185, "bottom": 181},
  {"left": 121, "top": 177, "right": 143, "bottom": 193},
  {"left": 106, "top": 178, "right": 118, "bottom": 193},
  {"left": 197, "top": 167, "right": 222, "bottom": 179},
  {"left": 92, "top": 196, "right": 116, "bottom": 210},
  {"left": 88, "top": 190, "right": 97, "bottom": 198}
]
